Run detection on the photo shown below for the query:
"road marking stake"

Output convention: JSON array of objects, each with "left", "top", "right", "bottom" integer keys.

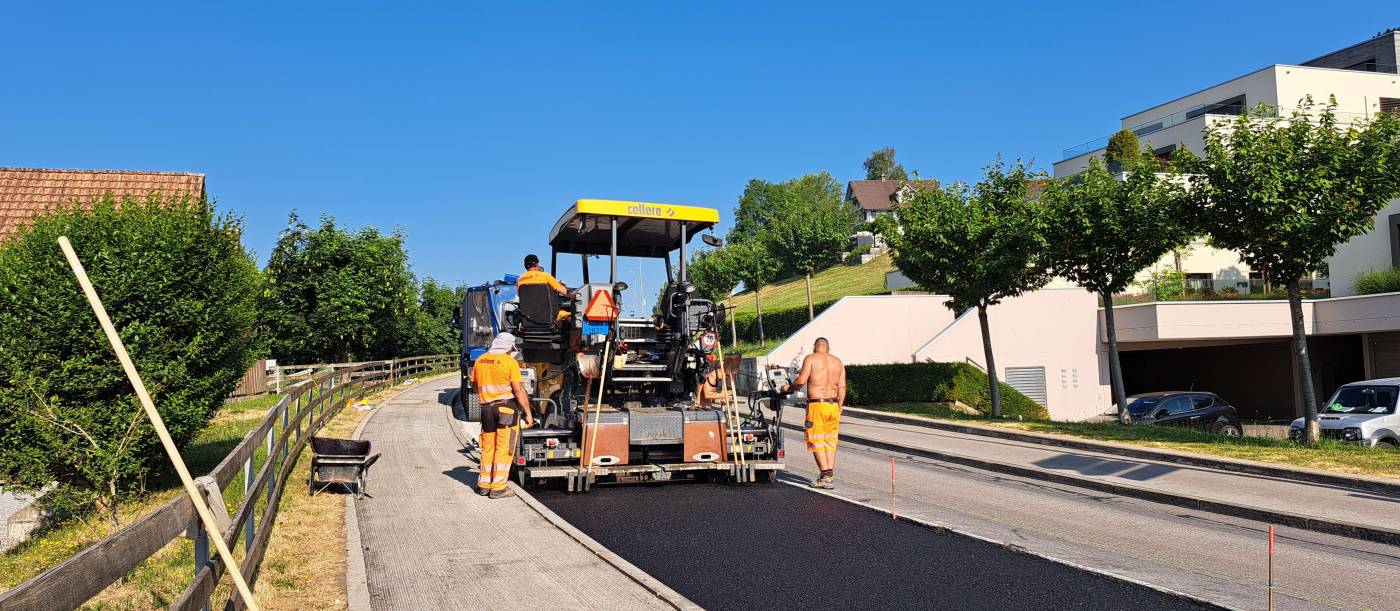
[
  {"left": 1268, "top": 524, "right": 1275, "bottom": 611},
  {"left": 58, "top": 236, "right": 260, "bottom": 611},
  {"left": 890, "top": 457, "right": 897, "bottom": 520}
]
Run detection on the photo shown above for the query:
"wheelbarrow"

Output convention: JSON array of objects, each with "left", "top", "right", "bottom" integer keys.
[{"left": 309, "top": 436, "right": 381, "bottom": 498}]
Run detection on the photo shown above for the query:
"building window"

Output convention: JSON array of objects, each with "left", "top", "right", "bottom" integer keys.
[
  {"left": 1185, "top": 273, "right": 1213, "bottom": 293},
  {"left": 1346, "top": 58, "right": 1379, "bottom": 72},
  {"left": 1382, "top": 98, "right": 1400, "bottom": 116},
  {"left": 1187, "top": 94, "right": 1246, "bottom": 120}
]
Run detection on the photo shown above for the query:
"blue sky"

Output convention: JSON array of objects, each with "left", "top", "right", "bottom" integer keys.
[{"left": 1, "top": 2, "right": 1390, "bottom": 298}]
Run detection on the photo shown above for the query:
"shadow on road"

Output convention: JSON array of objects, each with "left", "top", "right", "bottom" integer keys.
[
  {"left": 1032, "top": 453, "right": 1180, "bottom": 481},
  {"left": 443, "top": 465, "right": 488, "bottom": 494}
]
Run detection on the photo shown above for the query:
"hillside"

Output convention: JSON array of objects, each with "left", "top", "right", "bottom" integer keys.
[{"left": 728, "top": 254, "right": 896, "bottom": 313}]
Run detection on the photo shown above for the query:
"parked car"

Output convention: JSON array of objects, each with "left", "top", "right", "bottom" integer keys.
[
  {"left": 1124, "top": 391, "right": 1243, "bottom": 436},
  {"left": 1289, "top": 379, "right": 1400, "bottom": 448}
]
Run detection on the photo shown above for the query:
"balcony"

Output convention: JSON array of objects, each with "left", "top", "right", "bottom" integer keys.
[{"left": 1062, "top": 103, "right": 1249, "bottom": 160}]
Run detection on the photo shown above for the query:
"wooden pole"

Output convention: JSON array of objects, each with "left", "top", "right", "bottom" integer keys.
[{"left": 58, "top": 237, "right": 261, "bottom": 611}]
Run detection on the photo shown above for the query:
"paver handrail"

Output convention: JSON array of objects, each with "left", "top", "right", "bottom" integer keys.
[{"left": 0, "top": 354, "right": 458, "bottom": 611}]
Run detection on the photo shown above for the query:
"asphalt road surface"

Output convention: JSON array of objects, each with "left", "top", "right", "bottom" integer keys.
[
  {"left": 535, "top": 483, "right": 1204, "bottom": 610},
  {"left": 773, "top": 426, "right": 1400, "bottom": 611}
]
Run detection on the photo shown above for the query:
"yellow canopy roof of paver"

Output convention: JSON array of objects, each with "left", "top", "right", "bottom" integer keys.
[{"left": 548, "top": 199, "right": 719, "bottom": 257}]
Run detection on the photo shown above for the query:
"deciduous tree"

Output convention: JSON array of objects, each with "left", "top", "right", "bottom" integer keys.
[
  {"left": 762, "top": 172, "right": 851, "bottom": 319},
  {"left": 259, "top": 214, "right": 419, "bottom": 363},
  {"left": 877, "top": 160, "right": 1051, "bottom": 417},
  {"left": 688, "top": 246, "right": 744, "bottom": 346},
  {"left": 1183, "top": 101, "right": 1400, "bottom": 443},
  {"left": 1042, "top": 156, "right": 1191, "bottom": 423},
  {"left": 728, "top": 240, "right": 781, "bottom": 345},
  {"left": 864, "top": 146, "right": 909, "bottom": 180}
]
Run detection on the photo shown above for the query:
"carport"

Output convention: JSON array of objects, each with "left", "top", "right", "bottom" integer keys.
[{"left": 1118, "top": 336, "right": 1364, "bottom": 422}]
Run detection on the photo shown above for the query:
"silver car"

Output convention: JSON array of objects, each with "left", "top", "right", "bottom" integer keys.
[{"left": 1290, "top": 379, "right": 1400, "bottom": 448}]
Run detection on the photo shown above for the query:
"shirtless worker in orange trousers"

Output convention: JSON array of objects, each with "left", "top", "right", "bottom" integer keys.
[{"left": 781, "top": 337, "right": 846, "bottom": 489}]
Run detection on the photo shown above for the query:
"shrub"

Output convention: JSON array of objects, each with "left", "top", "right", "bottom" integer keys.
[
  {"left": 1353, "top": 267, "right": 1400, "bottom": 295},
  {"left": 724, "top": 298, "right": 841, "bottom": 344},
  {"left": 0, "top": 194, "right": 260, "bottom": 524},
  {"left": 845, "top": 362, "right": 1049, "bottom": 419}
]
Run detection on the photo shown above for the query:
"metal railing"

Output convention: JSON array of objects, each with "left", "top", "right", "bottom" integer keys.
[
  {"left": 1062, "top": 103, "right": 1378, "bottom": 160},
  {"left": 0, "top": 354, "right": 457, "bottom": 611}
]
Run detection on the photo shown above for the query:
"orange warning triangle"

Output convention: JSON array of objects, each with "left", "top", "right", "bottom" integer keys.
[{"left": 584, "top": 289, "right": 618, "bottom": 321}]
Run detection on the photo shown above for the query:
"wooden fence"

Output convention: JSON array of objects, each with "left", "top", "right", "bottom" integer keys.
[
  {"left": 0, "top": 354, "right": 457, "bottom": 611},
  {"left": 227, "top": 360, "right": 268, "bottom": 398}
]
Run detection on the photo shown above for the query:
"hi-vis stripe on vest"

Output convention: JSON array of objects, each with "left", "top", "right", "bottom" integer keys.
[{"left": 473, "top": 353, "right": 522, "bottom": 404}]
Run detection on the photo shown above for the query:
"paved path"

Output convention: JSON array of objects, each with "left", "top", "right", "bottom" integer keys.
[
  {"left": 784, "top": 408, "right": 1400, "bottom": 535},
  {"left": 778, "top": 414, "right": 1400, "bottom": 610},
  {"left": 352, "top": 377, "right": 670, "bottom": 610}
]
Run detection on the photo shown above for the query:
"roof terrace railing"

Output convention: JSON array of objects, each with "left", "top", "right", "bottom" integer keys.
[{"left": 1061, "top": 103, "right": 1379, "bottom": 161}]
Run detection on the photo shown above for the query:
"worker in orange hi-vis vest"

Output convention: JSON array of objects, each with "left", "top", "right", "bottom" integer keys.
[
  {"left": 781, "top": 337, "right": 846, "bottom": 490},
  {"left": 517, "top": 254, "right": 575, "bottom": 322},
  {"left": 472, "top": 333, "right": 535, "bottom": 499}
]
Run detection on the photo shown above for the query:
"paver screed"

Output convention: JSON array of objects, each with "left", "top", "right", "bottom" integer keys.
[{"left": 352, "top": 377, "right": 670, "bottom": 610}]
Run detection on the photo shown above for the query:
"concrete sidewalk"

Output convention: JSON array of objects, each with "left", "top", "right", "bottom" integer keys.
[
  {"left": 780, "top": 407, "right": 1400, "bottom": 540},
  {"left": 351, "top": 377, "right": 674, "bottom": 610}
]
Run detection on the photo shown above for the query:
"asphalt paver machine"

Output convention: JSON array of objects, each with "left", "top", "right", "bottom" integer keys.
[{"left": 497, "top": 199, "right": 785, "bottom": 491}]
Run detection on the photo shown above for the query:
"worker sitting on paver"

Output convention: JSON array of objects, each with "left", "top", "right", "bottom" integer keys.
[
  {"left": 517, "top": 254, "right": 574, "bottom": 322},
  {"left": 473, "top": 333, "right": 536, "bottom": 499},
  {"left": 781, "top": 337, "right": 846, "bottom": 489},
  {"left": 696, "top": 365, "right": 729, "bottom": 408}
]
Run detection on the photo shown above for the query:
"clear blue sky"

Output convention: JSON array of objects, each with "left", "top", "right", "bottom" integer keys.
[{"left": 2, "top": 2, "right": 1390, "bottom": 296}]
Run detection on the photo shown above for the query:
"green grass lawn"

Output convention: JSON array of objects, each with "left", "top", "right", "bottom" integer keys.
[
  {"left": 729, "top": 254, "right": 894, "bottom": 313},
  {"left": 865, "top": 402, "right": 1400, "bottom": 479},
  {"left": 0, "top": 392, "right": 285, "bottom": 602}
]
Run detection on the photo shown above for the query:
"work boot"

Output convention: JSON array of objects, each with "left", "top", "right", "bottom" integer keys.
[
  {"left": 489, "top": 488, "right": 515, "bottom": 499},
  {"left": 810, "top": 473, "right": 834, "bottom": 489},
  {"left": 477, "top": 487, "right": 490, "bottom": 496}
]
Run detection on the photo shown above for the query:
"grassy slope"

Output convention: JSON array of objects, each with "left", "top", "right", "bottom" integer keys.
[
  {"left": 869, "top": 403, "right": 1400, "bottom": 479},
  {"left": 728, "top": 255, "right": 895, "bottom": 314}
]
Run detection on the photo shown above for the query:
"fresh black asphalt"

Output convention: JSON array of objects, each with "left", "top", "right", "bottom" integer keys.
[{"left": 534, "top": 482, "right": 1207, "bottom": 610}]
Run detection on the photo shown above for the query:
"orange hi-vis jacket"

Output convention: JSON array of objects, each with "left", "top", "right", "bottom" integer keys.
[
  {"left": 473, "top": 352, "right": 522, "bottom": 404},
  {"left": 518, "top": 269, "right": 567, "bottom": 295}
]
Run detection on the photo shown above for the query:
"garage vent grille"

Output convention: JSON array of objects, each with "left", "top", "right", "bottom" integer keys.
[{"left": 1005, "top": 366, "right": 1048, "bottom": 407}]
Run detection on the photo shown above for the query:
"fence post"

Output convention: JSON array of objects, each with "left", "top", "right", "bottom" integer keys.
[
  {"left": 193, "top": 522, "right": 210, "bottom": 611},
  {"left": 243, "top": 455, "right": 255, "bottom": 553},
  {"left": 266, "top": 423, "right": 277, "bottom": 498}
]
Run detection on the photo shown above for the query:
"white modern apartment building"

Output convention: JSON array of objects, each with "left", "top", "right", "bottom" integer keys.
[
  {"left": 1054, "top": 30, "right": 1400, "bottom": 298},
  {"left": 753, "top": 32, "right": 1400, "bottom": 424}
]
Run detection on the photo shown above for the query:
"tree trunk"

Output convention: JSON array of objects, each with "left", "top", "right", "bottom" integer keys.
[
  {"left": 1102, "top": 291, "right": 1130, "bottom": 424},
  {"left": 1288, "top": 280, "right": 1320, "bottom": 444},
  {"left": 755, "top": 286, "right": 765, "bottom": 345},
  {"left": 977, "top": 303, "right": 1002, "bottom": 418},
  {"left": 804, "top": 272, "right": 814, "bottom": 320},
  {"left": 729, "top": 295, "right": 738, "bottom": 349}
]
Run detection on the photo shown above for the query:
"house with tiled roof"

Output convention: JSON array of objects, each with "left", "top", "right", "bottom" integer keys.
[
  {"left": 844, "top": 179, "right": 939, "bottom": 264},
  {"left": 844, "top": 179, "right": 939, "bottom": 224},
  {"left": 0, "top": 168, "right": 206, "bottom": 240}
]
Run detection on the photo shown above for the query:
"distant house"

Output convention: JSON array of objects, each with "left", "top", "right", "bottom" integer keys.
[
  {"left": 0, "top": 167, "right": 206, "bottom": 240},
  {"left": 844, "top": 179, "right": 939, "bottom": 224}
]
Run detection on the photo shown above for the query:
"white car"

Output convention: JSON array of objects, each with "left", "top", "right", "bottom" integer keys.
[{"left": 1290, "top": 378, "right": 1400, "bottom": 448}]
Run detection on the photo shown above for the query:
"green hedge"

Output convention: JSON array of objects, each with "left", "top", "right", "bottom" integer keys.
[
  {"left": 845, "top": 362, "right": 1049, "bottom": 419},
  {"left": 1353, "top": 268, "right": 1400, "bottom": 295},
  {"left": 724, "top": 298, "right": 840, "bottom": 344}
]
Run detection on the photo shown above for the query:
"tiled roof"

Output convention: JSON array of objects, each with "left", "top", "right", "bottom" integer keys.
[
  {"left": 0, "top": 167, "right": 205, "bottom": 239},
  {"left": 846, "top": 179, "right": 939, "bottom": 211}
]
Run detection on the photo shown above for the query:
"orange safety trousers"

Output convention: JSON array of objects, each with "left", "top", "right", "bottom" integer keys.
[
  {"left": 478, "top": 403, "right": 520, "bottom": 492},
  {"left": 804, "top": 401, "right": 840, "bottom": 453}
]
